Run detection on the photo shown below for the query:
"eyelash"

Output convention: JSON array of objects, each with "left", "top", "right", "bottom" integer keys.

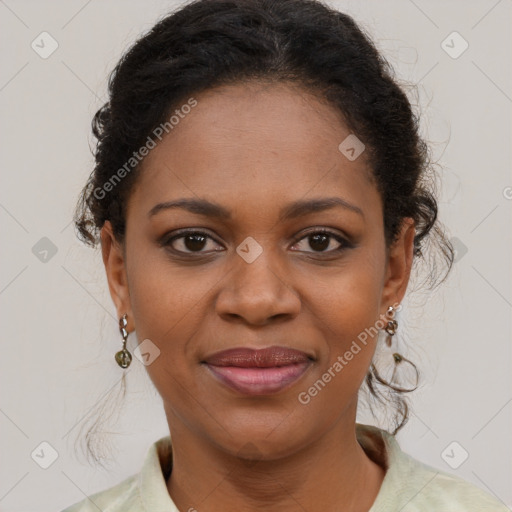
[{"left": 160, "top": 228, "right": 352, "bottom": 257}]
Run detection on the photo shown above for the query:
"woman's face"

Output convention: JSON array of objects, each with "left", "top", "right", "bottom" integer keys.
[{"left": 102, "top": 81, "right": 414, "bottom": 460}]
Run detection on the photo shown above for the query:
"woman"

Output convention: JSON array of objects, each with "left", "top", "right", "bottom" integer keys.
[{"left": 62, "top": 0, "right": 506, "bottom": 510}]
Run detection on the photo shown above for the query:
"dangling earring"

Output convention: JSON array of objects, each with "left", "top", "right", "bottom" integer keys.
[
  {"left": 384, "top": 305, "right": 402, "bottom": 384},
  {"left": 375, "top": 305, "right": 418, "bottom": 392},
  {"left": 115, "top": 314, "right": 132, "bottom": 369}
]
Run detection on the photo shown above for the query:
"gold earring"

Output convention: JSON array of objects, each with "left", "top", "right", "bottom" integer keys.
[
  {"left": 115, "top": 314, "right": 132, "bottom": 369},
  {"left": 377, "top": 305, "right": 418, "bottom": 391},
  {"left": 385, "top": 306, "right": 402, "bottom": 382},
  {"left": 384, "top": 305, "right": 398, "bottom": 348}
]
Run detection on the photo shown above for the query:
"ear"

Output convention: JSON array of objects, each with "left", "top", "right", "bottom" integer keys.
[
  {"left": 379, "top": 217, "right": 415, "bottom": 314},
  {"left": 100, "top": 221, "right": 134, "bottom": 331}
]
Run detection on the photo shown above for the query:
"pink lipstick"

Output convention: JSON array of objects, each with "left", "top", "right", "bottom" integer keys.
[{"left": 202, "top": 346, "right": 313, "bottom": 395}]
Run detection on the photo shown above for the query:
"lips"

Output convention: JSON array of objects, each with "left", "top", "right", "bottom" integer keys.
[
  {"left": 203, "top": 346, "right": 313, "bottom": 367},
  {"left": 202, "top": 346, "right": 314, "bottom": 395}
]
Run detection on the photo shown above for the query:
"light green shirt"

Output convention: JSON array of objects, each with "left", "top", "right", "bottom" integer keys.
[{"left": 61, "top": 423, "right": 507, "bottom": 511}]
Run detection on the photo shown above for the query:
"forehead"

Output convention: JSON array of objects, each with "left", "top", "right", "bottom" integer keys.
[{"left": 128, "top": 81, "right": 379, "bottom": 221}]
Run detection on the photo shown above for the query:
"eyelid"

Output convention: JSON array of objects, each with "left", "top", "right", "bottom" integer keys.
[
  {"left": 293, "top": 226, "right": 349, "bottom": 241},
  {"left": 159, "top": 228, "right": 224, "bottom": 249}
]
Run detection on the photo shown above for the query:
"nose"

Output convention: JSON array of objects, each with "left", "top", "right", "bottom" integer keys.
[{"left": 215, "top": 248, "right": 301, "bottom": 326}]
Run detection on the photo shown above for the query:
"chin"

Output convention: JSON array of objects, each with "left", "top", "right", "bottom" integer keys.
[{"left": 211, "top": 410, "right": 314, "bottom": 460}]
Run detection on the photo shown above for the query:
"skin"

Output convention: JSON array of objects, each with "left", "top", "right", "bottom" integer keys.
[{"left": 101, "top": 81, "right": 415, "bottom": 512}]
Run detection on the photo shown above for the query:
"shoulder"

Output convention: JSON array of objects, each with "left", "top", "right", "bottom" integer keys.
[
  {"left": 60, "top": 474, "right": 140, "bottom": 512},
  {"left": 381, "top": 429, "right": 507, "bottom": 511},
  {"left": 60, "top": 435, "right": 174, "bottom": 512},
  {"left": 356, "top": 424, "right": 508, "bottom": 512},
  {"left": 404, "top": 457, "right": 506, "bottom": 511}
]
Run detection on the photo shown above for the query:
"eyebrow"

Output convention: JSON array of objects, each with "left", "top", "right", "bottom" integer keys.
[{"left": 148, "top": 196, "right": 364, "bottom": 221}]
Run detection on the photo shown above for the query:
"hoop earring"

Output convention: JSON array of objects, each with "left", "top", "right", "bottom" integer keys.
[
  {"left": 115, "top": 314, "right": 132, "bottom": 369},
  {"left": 373, "top": 305, "right": 418, "bottom": 392}
]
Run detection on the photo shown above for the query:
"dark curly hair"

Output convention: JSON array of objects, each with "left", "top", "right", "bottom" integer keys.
[{"left": 73, "top": 0, "right": 454, "bottom": 465}]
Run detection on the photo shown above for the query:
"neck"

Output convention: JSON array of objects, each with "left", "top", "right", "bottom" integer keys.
[{"left": 165, "top": 405, "right": 386, "bottom": 512}]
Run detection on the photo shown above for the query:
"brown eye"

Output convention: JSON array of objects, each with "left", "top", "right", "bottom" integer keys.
[
  {"left": 180, "top": 233, "right": 208, "bottom": 252},
  {"left": 292, "top": 230, "right": 350, "bottom": 254},
  {"left": 162, "top": 230, "right": 223, "bottom": 254}
]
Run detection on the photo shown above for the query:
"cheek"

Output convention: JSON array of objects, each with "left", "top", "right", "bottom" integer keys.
[
  {"left": 126, "top": 252, "right": 220, "bottom": 387},
  {"left": 302, "top": 256, "right": 383, "bottom": 382},
  {"left": 307, "top": 254, "right": 384, "bottom": 334},
  {"left": 296, "top": 285, "right": 381, "bottom": 423},
  {"left": 127, "top": 241, "right": 211, "bottom": 337}
]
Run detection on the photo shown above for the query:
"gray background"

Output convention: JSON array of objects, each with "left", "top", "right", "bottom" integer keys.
[{"left": 0, "top": 0, "right": 510, "bottom": 510}]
